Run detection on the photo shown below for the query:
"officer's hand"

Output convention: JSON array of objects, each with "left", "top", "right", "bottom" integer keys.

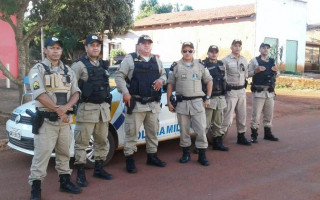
[
  {"left": 153, "top": 79, "right": 163, "bottom": 91},
  {"left": 123, "top": 93, "right": 131, "bottom": 107},
  {"left": 168, "top": 102, "right": 175, "bottom": 113},
  {"left": 204, "top": 99, "right": 210, "bottom": 108},
  {"left": 60, "top": 114, "right": 70, "bottom": 123},
  {"left": 56, "top": 105, "right": 69, "bottom": 117},
  {"left": 271, "top": 66, "right": 278, "bottom": 72},
  {"left": 255, "top": 66, "right": 266, "bottom": 74}
]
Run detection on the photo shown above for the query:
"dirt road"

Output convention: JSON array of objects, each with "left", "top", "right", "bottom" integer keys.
[
  {"left": 0, "top": 109, "right": 320, "bottom": 200},
  {"left": 1, "top": 78, "right": 320, "bottom": 200}
]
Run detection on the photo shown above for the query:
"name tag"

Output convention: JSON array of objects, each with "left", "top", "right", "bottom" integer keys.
[{"left": 181, "top": 74, "right": 187, "bottom": 79}]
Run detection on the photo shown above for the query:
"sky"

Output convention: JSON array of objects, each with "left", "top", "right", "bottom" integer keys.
[{"left": 133, "top": 0, "right": 320, "bottom": 24}]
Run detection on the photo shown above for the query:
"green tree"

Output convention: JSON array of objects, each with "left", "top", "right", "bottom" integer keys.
[
  {"left": 182, "top": 5, "right": 193, "bottom": 11},
  {"left": 136, "top": 1, "right": 192, "bottom": 20},
  {"left": 0, "top": 0, "right": 134, "bottom": 100}
]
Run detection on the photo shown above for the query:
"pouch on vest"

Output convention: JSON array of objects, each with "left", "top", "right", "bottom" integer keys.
[{"left": 56, "top": 92, "right": 68, "bottom": 105}]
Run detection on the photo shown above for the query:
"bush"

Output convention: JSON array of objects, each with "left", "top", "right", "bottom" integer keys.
[
  {"left": 276, "top": 76, "right": 320, "bottom": 90},
  {"left": 110, "top": 49, "right": 126, "bottom": 65}
]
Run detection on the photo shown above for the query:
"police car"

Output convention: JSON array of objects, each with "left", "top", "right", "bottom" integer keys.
[{"left": 6, "top": 64, "right": 179, "bottom": 168}]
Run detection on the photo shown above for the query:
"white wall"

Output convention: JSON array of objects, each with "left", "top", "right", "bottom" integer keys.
[
  {"left": 255, "top": 0, "right": 307, "bottom": 72},
  {"left": 105, "top": 20, "right": 256, "bottom": 63}
]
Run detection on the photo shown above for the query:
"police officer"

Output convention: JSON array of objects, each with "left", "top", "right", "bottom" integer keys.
[
  {"left": 115, "top": 35, "right": 167, "bottom": 173},
  {"left": 202, "top": 45, "right": 229, "bottom": 151},
  {"left": 248, "top": 43, "right": 279, "bottom": 143},
  {"left": 28, "top": 36, "right": 82, "bottom": 200},
  {"left": 167, "top": 42, "right": 213, "bottom": 166},
  {"left": 72, "top": 34, "right": 113, "bottom": 187},
  {"left": 221, "top": 40, "right": 251, "bottom": 146}
]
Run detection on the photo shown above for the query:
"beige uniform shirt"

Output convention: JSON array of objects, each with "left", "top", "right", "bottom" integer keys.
[
  {"left": 28, "top": 58, "right": 80, "bottom": 124},
  {"left": 71, "top": 58, "right": 111, "bottom": 123},
  {"left": 222, "top": 54, "right": 248, "bottom": 86},
  {"left": 167, "top": 59, "right": 212, "bottom": 115},
  {"left": 115, "top": 53, "right": 167, "bottom": 113},
  {"left": 248, "top": 57, "right": 279, "bottom": 98}
]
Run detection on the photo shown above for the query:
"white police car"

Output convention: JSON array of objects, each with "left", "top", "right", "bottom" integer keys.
[{"left": 6, "top": 65, "right": 179, "bottom": 167}]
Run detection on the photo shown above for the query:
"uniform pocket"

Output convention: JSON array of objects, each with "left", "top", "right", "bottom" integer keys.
[
  {"left": 192, "top": 99, "right": 205, "bottom": 113},
  {"left": 125, "top": 118, "right": 135, "bottom": 137}
]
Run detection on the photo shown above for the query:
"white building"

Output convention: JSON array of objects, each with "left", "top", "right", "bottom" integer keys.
[{"left": 104, "top": 0, "right": 307, "bottom": 73}]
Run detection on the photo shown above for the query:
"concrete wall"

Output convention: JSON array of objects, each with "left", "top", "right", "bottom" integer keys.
[
  {"left": 255, "top": 0, "right": 307, "bottom": 72},
  {"left": 104, "top": 19, "right": 256, "bottom": 63}
]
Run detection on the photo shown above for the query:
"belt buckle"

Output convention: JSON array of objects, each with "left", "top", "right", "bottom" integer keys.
[{"left": 141, "top": 97, "right": 149, "bottom": 104}]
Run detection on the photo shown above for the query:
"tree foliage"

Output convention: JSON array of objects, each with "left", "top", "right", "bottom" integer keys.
[
  {"left": 0, "top": 0, "right": 134, "bottom": 100},
  {"left": 136, "top": 0, "right": 193, "bottom": 20}
]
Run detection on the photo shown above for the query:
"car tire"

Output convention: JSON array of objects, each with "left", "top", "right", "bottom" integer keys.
[{"left": 84, "top": 132, "right": 116, "bottom": 169}]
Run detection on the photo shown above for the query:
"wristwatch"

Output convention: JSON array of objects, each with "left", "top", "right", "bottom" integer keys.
[{"left": 205, "top": 96, "right": 210, "bottom": 100}]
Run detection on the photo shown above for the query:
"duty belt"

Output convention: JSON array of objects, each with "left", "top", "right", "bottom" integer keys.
[
  {"left": 228, "top": 85, "right": 245, "bottom": 90},
  {"left": 211, "top": 91, "right": 224, "bottom": 96},
  {"left": 178, "top": 96, "right": 203, "bottom": 101},
  {"left": 134, "top": 96, "right": 160, "bottom": 104},
  {"left": 38, "top": 110, "right": 74, "bottom": 122}
]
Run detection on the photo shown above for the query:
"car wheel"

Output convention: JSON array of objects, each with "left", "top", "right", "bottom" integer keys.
[{"left": 84, "top": 132, "right": 116, "bottom": 169}]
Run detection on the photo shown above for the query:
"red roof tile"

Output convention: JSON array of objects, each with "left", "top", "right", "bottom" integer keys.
[{"left": 134, "top": 4, "right": 256, "bottom": 27}]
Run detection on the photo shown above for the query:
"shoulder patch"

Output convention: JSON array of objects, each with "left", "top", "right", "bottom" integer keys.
[
  {"left": 33, "top": 81, "right": 40, "bottom": 90},
  {"left": 170, "top": 62, "right": 177, "bottom": 71}
]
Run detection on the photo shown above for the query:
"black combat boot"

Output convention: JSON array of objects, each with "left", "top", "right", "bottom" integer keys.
[
  {"left": 237, "top": 132, "right": 252, "bottom": 146},
  {"left": 93, "top": 160, "right": 113, "bottom": 180},
  {"left": 251, "top": 128, "right": 259, "bottom": 143},
  {"left": 76, "top": 164, "right": 88, "bottom": 187},
  {"left": 146, "top": 153, "right": 166, "bottom": 167},
  {"left": 126, "top": 155, "right": 137, "bottom": 173},
  {"left": 59, "top": 174, "right": 82, "bottom": 194},
  {"left": 179, "top": 147, "right": 191, "bottom": 163},
  {"left": 197, "top": 148, "right": 210, "bottom": 166},
  {"left": 30, "top": 180, "right": 41, "bottom": 200},
  {"left": 264, "top": 127, "right": 279, "bottom": 141},
  {"left": 212, "top": 136, "right": 229, "bottom": 151}
]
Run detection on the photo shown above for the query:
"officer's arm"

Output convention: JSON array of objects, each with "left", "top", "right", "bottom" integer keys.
[
  {"left": 248, "top": 59, "right": 257, "bottom": 77},
  {"left": 244, "top": 59, "right": 249, "bottom": 78},
  {"left": 157, "top": 58, "right": 167, "bottom": 84},
  {"left": 206, "top": 80, "right": 213, "bottom": 97},
  {"left": 36, "top": 94, "right": 59, "bottom": 112},
  {"left": 115, "top": 55, "right": 131, "bottom": 95}
]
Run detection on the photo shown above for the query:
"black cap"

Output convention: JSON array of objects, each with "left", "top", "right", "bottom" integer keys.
[
  {"left": 137, "top": 35, "right": 153, "bottom": 44},
  {"left": 44, "top": 36, "right": 63, "bottom": 48},
  {"left": 208, "top": 45, "right": 219, "bottom": 53},
  {"left": 85, "top": 34, "right": 102, "bottom": 45},
  {"left": 231, "top": 39, "right": 242, "bottom": 46},
  {"left": 260, "top": 43, "right": 271, "bottom": 48},
  {"left": 181, "top": 42, "right": 194, "bottom": 49}
]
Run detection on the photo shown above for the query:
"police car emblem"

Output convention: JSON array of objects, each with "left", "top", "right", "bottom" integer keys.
[{"left": 33, "top": 81, "right": 40, "bottom": 90}]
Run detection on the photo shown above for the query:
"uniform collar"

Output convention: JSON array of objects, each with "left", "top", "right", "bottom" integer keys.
[
  {"left": 229, "top": 53, "right": 241, "bottom": 59},
  {"left": 179, "top": 58, "right": 194, "bottom": 67},
  {"left": 136, "top": 52, "right": 154, "bottom": 61},
  {"left": 43, "top": 58, "right": 64, "bottom": 69}
]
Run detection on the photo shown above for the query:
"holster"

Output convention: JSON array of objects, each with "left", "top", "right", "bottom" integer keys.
[
  {"left": 170, "top": 95, "right": 178, "bottom": 108},
  {"left": 127, "top": 97, "right": 136, "bottom": 115},
  {"left": 26, "top": 109, "right": 44, "bottom": 135}
]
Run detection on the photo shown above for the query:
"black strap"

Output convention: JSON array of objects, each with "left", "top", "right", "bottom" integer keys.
[{"left": 180, "top": 96, "right": 203, "bottom": 100}]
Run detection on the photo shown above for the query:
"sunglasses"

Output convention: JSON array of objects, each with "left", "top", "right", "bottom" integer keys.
[{"left": 182, "top": 50, "right": 194, "bottom": 53}]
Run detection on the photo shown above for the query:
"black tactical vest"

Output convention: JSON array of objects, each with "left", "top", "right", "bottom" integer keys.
[
  {"left": 79, "top": 56, "right": 111, "bottom": 104},
  {"left": 202, "top": 59, "right": 226, "bottom": 96},
  {"left": 252, "top": 56, "right": 276, "bottom": 87},
  {"left": 128, "top": 53, "right": 161, "bottom": 98}
]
